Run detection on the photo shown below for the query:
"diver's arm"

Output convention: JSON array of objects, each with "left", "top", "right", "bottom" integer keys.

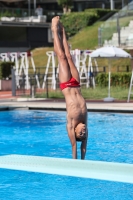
[
  {"left": 67, "top": 124, "right": 77, "bottom": 159},
  {"left": 81, "top": 128, "right": 88, "bottom": 159}
]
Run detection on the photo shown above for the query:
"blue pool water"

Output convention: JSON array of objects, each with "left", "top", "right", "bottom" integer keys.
[{"left": 0, "top": 110, "right": 133, "bottom": 200}]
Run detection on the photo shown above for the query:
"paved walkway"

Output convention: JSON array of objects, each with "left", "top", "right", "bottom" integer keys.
[
  {"left": 0, "top": 91, "right": 15, "bottom": 99},
  {"left": 0, "top": 93, "right": 133, "bottom": 113},
  {"left": 0, "top": 91, "right": 133, "bottom": 113}
]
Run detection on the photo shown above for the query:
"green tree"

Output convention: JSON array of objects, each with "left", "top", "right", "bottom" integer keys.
[{"left": 57, "top": 0, "right": 73, "bottom": 13}]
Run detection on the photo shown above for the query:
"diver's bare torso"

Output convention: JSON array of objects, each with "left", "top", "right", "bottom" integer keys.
[{"left": 62, "top": 87, "right": 87, "bottom": 127}]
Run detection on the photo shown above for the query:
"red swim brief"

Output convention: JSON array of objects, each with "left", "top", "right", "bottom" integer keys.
[{"left": 60, "top": 77, "right": 80, "bottom": 90}]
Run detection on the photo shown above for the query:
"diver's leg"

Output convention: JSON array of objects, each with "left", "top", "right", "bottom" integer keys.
[
  {"left": 52, "top": 16, "right": 71, "bottom": 83},
  {"left": 59, "top": 22, "right": 80, "bottom": 82}
]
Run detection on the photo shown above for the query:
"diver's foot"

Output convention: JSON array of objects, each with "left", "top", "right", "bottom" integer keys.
[{"left": 51, "top": 16, "right": 60, "bottom": 32}]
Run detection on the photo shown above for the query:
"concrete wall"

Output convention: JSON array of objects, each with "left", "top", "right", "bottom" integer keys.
[{"left": 0, "top": 80, "right": 12, "bottom": 91}]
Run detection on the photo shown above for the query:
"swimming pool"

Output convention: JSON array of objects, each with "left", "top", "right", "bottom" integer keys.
[{"left": 0, "top": 110, "right": 133, "bottom": 200}]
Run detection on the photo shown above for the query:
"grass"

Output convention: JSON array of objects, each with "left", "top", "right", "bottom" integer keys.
[
  {"left": 35, "top": 86, "right": 130, "bottom": 101},
  {"left": 69, "top": 22, "right": 102, "bottom": 50},
  {"left": 31, "top": 47, "right": 54, "bottom": 69},
  {"left": 81, "top": 86, "right": 129, "bottom": 100}
]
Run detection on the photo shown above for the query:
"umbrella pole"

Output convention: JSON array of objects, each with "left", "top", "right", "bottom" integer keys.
[
  {"left": 104, "top": 59, "right": 114, "bottom": 102},
  {"left": 108, "top": 60, "right": 111, "bottom": 98}
]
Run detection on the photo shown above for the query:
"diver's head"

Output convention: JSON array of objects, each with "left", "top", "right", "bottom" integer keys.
[{"left": 75, "top": 123, "right": 86, "bottom": 142}]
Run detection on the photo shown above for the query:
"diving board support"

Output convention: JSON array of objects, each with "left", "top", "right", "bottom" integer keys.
[{"left": 0, "top": 155, "right": 133, "bottom": 184}]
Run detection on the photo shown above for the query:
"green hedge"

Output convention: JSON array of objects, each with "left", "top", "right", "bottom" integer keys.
[
  {"left": 85, "top": 8, "right": 117, "bottom": 20},
  {"left": 0, "top": 62, "right": 14, "bottom": 79},
  {"left": 0, "top": 11, "right": 17, "bottom": 18},
  {"left": 95, "top": 72, "right": 132, "bottom": 87},
  {"left": 85, "top": 8, "right": 110, "bottom": 15},
  {"left": 60, "top": 11, "right": 98, "bottom": 37},
  {"left": 60, "top": 9, "right": 115, "bottom": 38}
]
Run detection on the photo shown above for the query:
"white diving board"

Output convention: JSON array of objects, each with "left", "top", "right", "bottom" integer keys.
[{"left": 0, "top": 155, "right": 133, "bottom": 184}]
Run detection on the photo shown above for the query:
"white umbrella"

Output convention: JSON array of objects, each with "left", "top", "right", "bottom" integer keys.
[{"left": 90, "top": 46, "right": 131, "bottom": 102}]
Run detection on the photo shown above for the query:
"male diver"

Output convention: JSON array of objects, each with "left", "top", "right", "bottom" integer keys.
[{"left": 51, "top": 16, "right": 88, "bottom": 159}]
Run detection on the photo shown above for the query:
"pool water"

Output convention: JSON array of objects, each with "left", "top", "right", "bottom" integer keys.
[{"left": 0, "top": 110, "right": 133, "bottom": 200}]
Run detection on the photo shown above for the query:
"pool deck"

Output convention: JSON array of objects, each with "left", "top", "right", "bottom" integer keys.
[{"left": 0, "top": 92, "right": 133, "bottom": 113}]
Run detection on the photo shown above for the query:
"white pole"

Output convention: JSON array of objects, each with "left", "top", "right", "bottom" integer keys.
[
  {"left": 108, "top": 60, "right": 111, "bottom": 98},
  {"left": 122, "top": 0, "right": 124, "bottom": 8},
  {"left": 104, "top": 59, "right": 114, "bottom": 102},
  {"left": 110, "top": 0, "right": 114, "bottom": 10},
  {"left": 34, "top": 0, "right": 36, "bottom": 10},
  {"left": 108, "top": 71, "right": 111, "bottom": 98}
]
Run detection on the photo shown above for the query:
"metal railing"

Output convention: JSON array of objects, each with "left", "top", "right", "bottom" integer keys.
[
  {"left": 0, "top": 7, "right": 35, "bottom": 18},
  {"left": 98, "top": 1, "right": 133, "bottom": 48},
  {"left": 11, "top": 68, "right": 60, "bottom": 97},
  {"left": 0, "top": 7, "right": 63, "bottom": 23},
  {"left": 10, "top": 65, "right": 132, "bottom": 97}
]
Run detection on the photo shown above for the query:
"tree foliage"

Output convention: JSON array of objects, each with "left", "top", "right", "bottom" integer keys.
[
  {"left": 0, "top": 62, "right": 14, "bottom": 79},
  {"left": 57, "top": 0, "right": 72, "bottom": 7},
  {"left": 57, "top": 0, "right": 73, "bottom": 13}
]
